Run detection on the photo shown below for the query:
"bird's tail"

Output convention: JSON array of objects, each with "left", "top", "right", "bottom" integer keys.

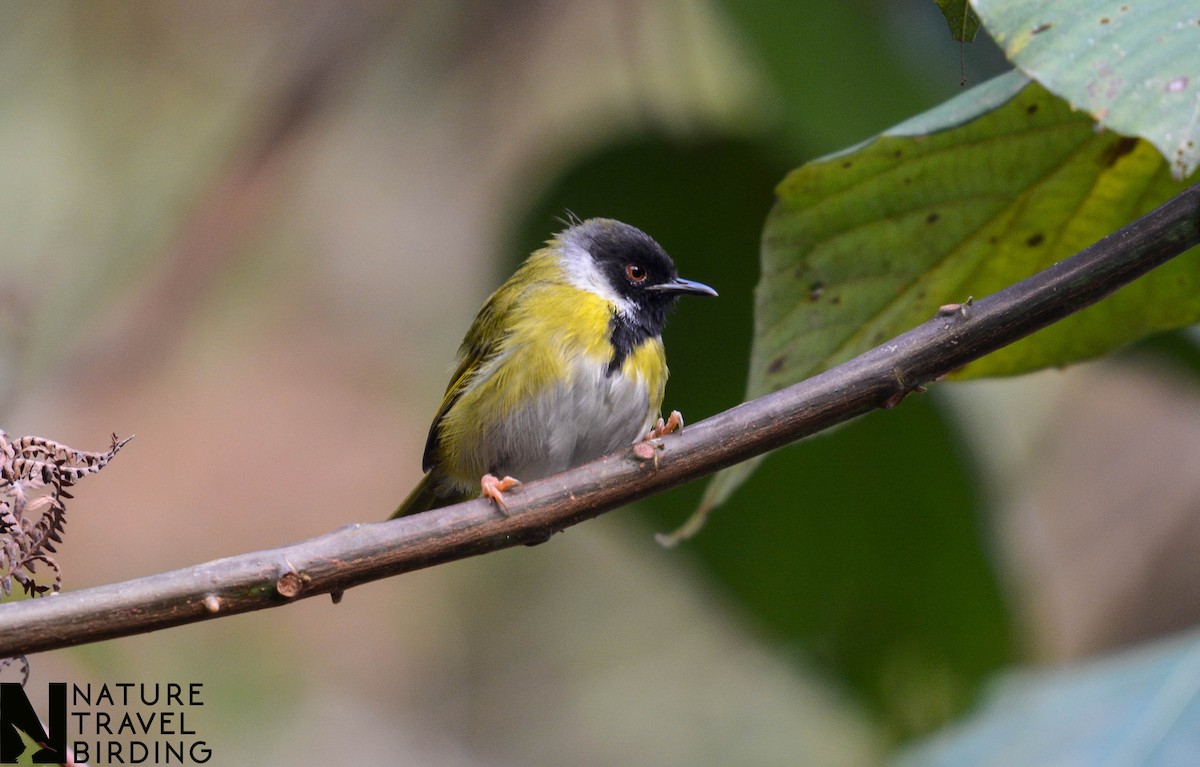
[
  {"left": 390, "top": 473, "right": 440, "bottom": 519},
  {"left": 390, "top": 473, "right": 472, "bottom": 519}
]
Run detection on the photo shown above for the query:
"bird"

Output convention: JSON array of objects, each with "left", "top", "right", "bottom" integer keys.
[{"left": 390, "top": 217, "right": 717, "bottom": 519}]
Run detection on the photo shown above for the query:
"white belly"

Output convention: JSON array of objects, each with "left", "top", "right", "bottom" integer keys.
[{"left": 481, "top": 361, "right": 654, "bottom": 482}]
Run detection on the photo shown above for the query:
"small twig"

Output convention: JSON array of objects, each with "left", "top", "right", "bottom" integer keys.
[{"left": 0, "top": 183, "right": 1197, "bottom": 659}]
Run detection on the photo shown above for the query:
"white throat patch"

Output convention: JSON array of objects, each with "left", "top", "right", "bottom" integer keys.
[{"left": 556, "top": 231, "right": 637, "bottom": 318}]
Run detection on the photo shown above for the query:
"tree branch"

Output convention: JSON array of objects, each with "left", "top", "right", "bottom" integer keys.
[{"left": 2, "top": 183, "right": 1198, "bottom": 659}]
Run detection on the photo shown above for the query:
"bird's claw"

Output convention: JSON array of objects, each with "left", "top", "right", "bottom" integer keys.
[
  {"left": 481, "top": 473, "right": 521, "bottom": 512},
  {"left": 646, "top": 410, "right": 684, "bottom": 440}
]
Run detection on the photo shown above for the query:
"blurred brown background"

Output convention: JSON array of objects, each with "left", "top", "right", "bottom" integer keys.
[{"left": 5, "top": 2, "right": 1200, "bottom": 764}]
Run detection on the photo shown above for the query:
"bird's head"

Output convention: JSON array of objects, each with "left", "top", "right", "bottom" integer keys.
[{"left": 556, "top": 218, "right": 717, "bottom": 333}]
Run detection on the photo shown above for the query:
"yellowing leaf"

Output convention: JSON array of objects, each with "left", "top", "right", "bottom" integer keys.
[{"left": 699, "top": 71, "right": 1199, "bottom": 514}]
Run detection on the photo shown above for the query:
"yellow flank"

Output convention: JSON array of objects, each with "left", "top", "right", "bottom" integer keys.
[{"left": 623, "top": 334, "right": 667, "bottom": 416}]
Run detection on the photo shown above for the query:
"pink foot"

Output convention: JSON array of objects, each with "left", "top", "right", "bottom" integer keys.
[
  {"left": 645, "top": 410, "right": 684, "bottom": 440},
  {"left": 481, "top": 473, "right": 521, "bottom": 511}
]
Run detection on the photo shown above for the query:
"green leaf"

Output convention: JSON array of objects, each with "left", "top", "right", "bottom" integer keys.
[
  {"left": 894, "top": 630, "right": 1200, "bottom": 766},
  {"left": 700, "top": 70, "right": 1199, "bottom": 512},
  {"left": 974, "top": 0, "right": 1200, "bottom": 179},
  {"left": 934, "top": 0, "right": 980, "bottom": 42}
]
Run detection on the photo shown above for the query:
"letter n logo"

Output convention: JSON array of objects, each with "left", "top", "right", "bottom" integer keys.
[{"left": 0, "top": 683, "right": 65, "bottom": 764}]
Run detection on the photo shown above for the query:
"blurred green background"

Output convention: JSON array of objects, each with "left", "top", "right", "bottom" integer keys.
[{"left": 5, "top": 2, "right": 1200, "bottom": 764}]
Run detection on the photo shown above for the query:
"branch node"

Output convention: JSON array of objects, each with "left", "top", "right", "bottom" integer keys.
[
  {"left": 631, "top": 440, "right": 663, "bottom": 473},
  {"left": 203, "top": 594, "right": 222, "bottom": 613},
  {"left": 883, "top": 367, "right": 929, "bottom": 409},
  {"left": 885, "top": 369, "right": 909, "bottom": 409},
  {"left": 631, "top": 441, "right": 658, "bottom": 461},
  {"left": 275, "top": 570, "right": 305, "bottom": 599},
  {"left": 936, "top": 295, "right": 974, "bottom": 319}
]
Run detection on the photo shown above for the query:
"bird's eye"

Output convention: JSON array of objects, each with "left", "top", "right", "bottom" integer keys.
[{"left": 625, "top": 263, "right": 647, "bottom": 283}]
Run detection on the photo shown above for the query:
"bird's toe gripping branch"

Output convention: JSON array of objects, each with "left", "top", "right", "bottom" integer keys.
[
  {"left": 633, "top": 409, "right": 686, "bottom": 469},
  {"left": 645, "top": 410, "right": 684, "bottom": 440},
  {"left": 480, "top": 473, "right": 522, "bottom": 511}
]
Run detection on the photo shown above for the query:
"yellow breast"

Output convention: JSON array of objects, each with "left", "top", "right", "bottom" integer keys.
[{"left": 436, "top": 282, "right": 667, "bottom": 490}]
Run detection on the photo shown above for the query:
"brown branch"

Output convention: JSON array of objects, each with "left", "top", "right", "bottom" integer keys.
[{"left": 2, "top": 183, "right": 1199, "bottom": 659}]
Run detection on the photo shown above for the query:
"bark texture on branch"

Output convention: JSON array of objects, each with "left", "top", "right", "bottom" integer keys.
[{"left": 1, "top": 183, "right": 1198, "bottom": 659}]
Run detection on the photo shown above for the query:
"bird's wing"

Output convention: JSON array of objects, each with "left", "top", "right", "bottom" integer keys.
[{"left": 420, "top": 279, "right": 524, "bottom": 472}]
